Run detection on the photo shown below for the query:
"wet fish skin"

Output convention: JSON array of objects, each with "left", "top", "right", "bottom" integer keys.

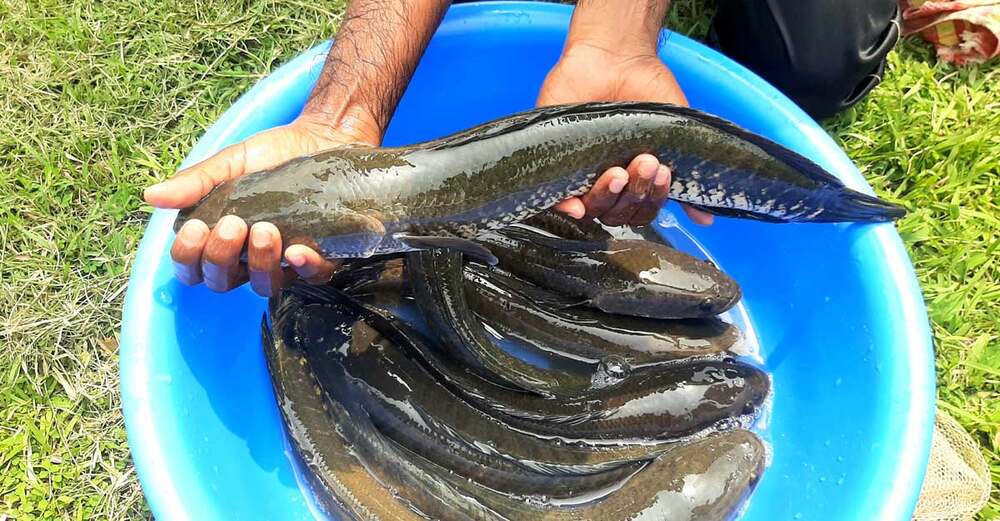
[
  {"left": 523, "top": 210, "right": 672, "bottom": 246},
  {"left": 522, "top": 211, "right": 614, "bottom": 241},
  {"left": 332, "top": 287, "right": 770, "bottom": 442},
  {"left": 338, "top": 258, "right": 742, "bottom": 369},
  {"left": 290, "top": 282, "right": 674, "bottom": 469},
  {"left": 176, "top": 101, "right": 904, "bottom": 261},
  {"left": 407, "top": 249, "right": 600, "bottom": 396},
  {"left": 464, "top": 262, "right": 743, "bottom": 367},
  {"left": 498, "top": 360, "right": 770, "bottom": 441},
  {"left": 403, "top": 429, "right": 767, "bottom": 521},
  {"left": 264, "top": 294, "right": 495, "bottom": 521},
  {"left": 330, "top": 255, "right": 406, "bottom": 294},
  {"left": 478, "top": 226, "right": 742, "bottom": 319},
  {"left": 289, "top": 296, "right": 661, "bottom": 498},
  {"left": 268, "top": 283, "right": 769, "bottom": 520}
]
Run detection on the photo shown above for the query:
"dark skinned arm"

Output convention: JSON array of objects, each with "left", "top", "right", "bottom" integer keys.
[
  {"left": 144, "top": 0, "right": 451, "bottom": 297},
  {"left": 145, "top": 0, "right": 708, "bottom": 297}
]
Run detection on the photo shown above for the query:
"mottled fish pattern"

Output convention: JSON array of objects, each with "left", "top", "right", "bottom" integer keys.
[{"left": 176, "top": 102, "right": 905, "bottom": 261}]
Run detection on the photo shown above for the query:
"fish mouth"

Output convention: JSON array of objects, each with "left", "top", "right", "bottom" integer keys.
[
  {"left": 715, "top": 281, "right": 744, "bottom": 314},
  {"left": 743, "top": 366, "right": 771, "bottom": 411}
]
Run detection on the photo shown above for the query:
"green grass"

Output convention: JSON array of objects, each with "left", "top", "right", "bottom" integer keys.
[
  {"left": 827, "top": 42, "right": 1000, "bottom": 519},
  {"left": 0, "top": 0, "right": 996, "bottom": 519}
]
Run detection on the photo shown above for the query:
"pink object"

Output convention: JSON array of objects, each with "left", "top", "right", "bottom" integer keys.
[{"left": 900, "top": 0, "right": 1000, "bottom": 64}]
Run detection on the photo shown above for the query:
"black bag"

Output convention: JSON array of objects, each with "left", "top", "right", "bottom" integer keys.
[{"left": 710, "top": 0, "right": 901, "bottom": 119}]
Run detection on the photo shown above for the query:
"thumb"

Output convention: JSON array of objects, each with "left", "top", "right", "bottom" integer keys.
[{"left": 144, "top": 142, "right": 249, "bottom": 209}]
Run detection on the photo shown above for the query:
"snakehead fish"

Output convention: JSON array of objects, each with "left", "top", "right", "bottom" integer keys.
[
  {"left": 337, "top": 259, "right": 744, "bottom": 370},
  {"left": 412, "top": 429, "right": 767, "bottom": 521},
  {"left": 463, "top": 262, "right": 743, "bottom": 367},
  {"left": 331, "top": 287, "right": 770, "bottom": 442},
  {"left": 264, "top": 289, "right": 498, "bottom": 520},
  {"left": 477, "top": 226, "right": 742, "bottom": 319},
  {"left": 175, "top": 102, "right": 905, "bottom": 262},
  {"left": 283, "top": 288, "right": 666, "bottom": 491},
  {"left": 266, "top": 284, "right": 768, "bottom": 519}
]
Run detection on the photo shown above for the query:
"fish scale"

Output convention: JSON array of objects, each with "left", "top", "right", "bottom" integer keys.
[
  {"left": 269, "top": 282, "right": 769, "bottom": 520},
  {"left": 334, "top": 282, "right": 770, "bottom": 441},
  {"left": 176, "top": 101, "right": 903, "bottom": 261}
]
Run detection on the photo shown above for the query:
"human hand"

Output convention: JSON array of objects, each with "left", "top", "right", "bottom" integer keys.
[
  {"left": 538, "top": 41, "right": 714, "bottom": 226},
  {"left": 144, "top": 113, "right": 381, "bottom": 297}
]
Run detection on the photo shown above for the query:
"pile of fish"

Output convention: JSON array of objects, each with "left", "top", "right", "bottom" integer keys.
[
  {"left": 178, "top": 101, "right": 904, "bottom": 519},
  {"left": 264, "top": 213, "right": 770, "bottom": 520}
]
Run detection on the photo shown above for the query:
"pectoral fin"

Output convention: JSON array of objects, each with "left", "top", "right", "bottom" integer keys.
[{"left": 393, "top": 234, "right": 499, "bottom": 265}]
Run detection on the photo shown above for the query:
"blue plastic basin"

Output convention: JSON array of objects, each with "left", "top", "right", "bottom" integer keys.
[{"left": 120, "top": 2, "right": 935, "bottom": 520}]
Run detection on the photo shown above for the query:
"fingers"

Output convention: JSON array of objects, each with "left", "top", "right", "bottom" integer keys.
[
  {"left": 248, "top": 222, "right": 291, "bottom": 298},
  {"left": 577, "top": 167, "right": 629, "bottom": 218},
  {"left": 553, "top": 198, "right": 586, "bottom": 219},
  {"left": 285, "top": 244, "right": 340, "bottom": 285},
  {"left": 599, "top": 154, "right": 659, "bottom": 226},
  {"left": 171, "top": 220, "right": 210, "bottom": 286},
  {"left": 144, "top": 142, "right": 249, "bottom": 209},
  {"left": 631, "top": 164, "right": 672, "bottom": 224},
  {"left": 170, "top": 217, "right": 343, "bottom": 296},
  {"left": 201, "top": 215, "right": 249, "bottom": 292},
  {"left": 682, "top": 205, "right": 715, "bottom": 226}
]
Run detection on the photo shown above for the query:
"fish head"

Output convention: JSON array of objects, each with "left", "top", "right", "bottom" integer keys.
[
  {"left": 591, "top": 268, "right": 741, "bottom": 319},
  {"left": 171, "top": 155, "right": 389, "bottom": 259},
  {"left": 591, "top": 241, "right": 742, "bottom": 319},
  {"left": 697, "top": 361, "right": 771, "bottom": 421},
  {"left": 740, "top": 363, "right": 771, "bottom": 413},
  {"left": 172, "top": 178, "right": 388, "bottom": 260}
]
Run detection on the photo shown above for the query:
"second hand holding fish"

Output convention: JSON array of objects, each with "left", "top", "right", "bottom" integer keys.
[
  {"left": 144, "top": 0, "right": 688, "bottom": 298},
  {"left": 537, "top": 0, "right": 711, "bottom": 226}
]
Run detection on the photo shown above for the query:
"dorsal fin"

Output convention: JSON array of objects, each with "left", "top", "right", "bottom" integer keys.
[
  {"left": 423, "top": 101, "right": 847, "bottom": 189},
  {"left": 423, "top": 102, "right": 689, "bottom": 151},
  {"left": 641, "top": 103, "right": 849, "bottom": 188}
]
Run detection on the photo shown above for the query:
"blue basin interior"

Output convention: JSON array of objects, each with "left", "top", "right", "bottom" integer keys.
[{"left": 120, "top": 3, "right": 935, "bottom": 520}]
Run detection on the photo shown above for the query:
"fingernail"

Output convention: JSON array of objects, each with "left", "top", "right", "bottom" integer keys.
[
  {"left": 609, "top": 176, "right": 628, "bottom": 194},
  {"left": 286, "top": 251, "right": 306, "bottom": 268},
  {"left": 217, "top": 216, "right": 242, "bottom": 240},
  {"left": 654, "top": 165, "right": 670, "bottom": 186},
  {"left": 180, "top": 223, "right": 206, "bottom": 243},
  {"left": 251, "top": 227, "right": 272, "bottom": 249},
  {"left": 144, "top": 183, "right": 165, "bottom": 200},
  {"left": 639, "top": 158, "right": 658, "bottom": 179}
]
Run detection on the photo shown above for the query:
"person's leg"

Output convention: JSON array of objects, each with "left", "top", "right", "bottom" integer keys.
[{"left": 710, "top": 0, "right": 900, "bottom": 119}]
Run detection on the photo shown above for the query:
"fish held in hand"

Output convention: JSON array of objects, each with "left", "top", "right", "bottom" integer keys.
[{"left": 175, "top": 102, "right": 904, "bottom": 261}]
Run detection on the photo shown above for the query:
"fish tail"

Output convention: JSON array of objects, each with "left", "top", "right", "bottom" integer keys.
[{"left": 806, "top": 189, "right": 906, "bottom": 223}]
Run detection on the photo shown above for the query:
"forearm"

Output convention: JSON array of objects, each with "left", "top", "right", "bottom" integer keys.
[
  {"left": 302, "top": 0, "right": 452, "bottom": 143},
  {"left": 566, "top": 0, "right": 670, "bottom": 56}
]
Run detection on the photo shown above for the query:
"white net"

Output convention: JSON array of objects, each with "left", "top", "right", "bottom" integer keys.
[{"left": 912, "top": 409, "right": 991, "bottom": 521}]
